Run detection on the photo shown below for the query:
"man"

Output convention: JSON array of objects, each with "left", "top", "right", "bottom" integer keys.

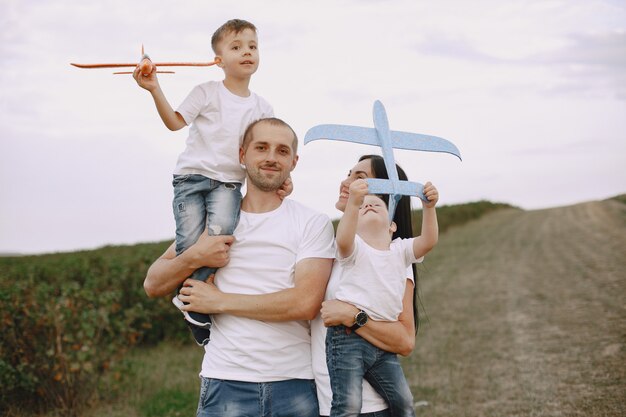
[{"left": 144, "top": 117, "right": 335, "bottom": 417}]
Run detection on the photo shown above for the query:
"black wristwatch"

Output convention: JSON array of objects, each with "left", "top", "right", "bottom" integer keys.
[{"left": 350, "top": 310, "right": 369, "bottom": 332}]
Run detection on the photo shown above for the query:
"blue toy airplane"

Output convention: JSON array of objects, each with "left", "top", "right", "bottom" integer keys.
[{"left": 304, "top": 100, "right": 462, "bottom": 221}]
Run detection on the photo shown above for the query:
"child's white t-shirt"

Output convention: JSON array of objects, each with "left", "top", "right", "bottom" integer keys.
[
  {"left": 334, "top": 235, "right": 422, "bottom": 321},
  {"left": 174, "top": 80, "right": 273, "bottom": 183}
]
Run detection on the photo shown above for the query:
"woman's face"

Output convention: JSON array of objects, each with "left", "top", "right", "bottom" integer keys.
[{"left": 335, "top": 158, "right": 374, "bottom": 212}]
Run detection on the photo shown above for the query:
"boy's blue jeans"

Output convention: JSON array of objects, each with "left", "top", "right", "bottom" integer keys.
[
  {"left": 172, "top": 174, "right": 242, "bottom": 325},
  {"left": 326, "top": 325, "right": 415, "bottom": 417}
]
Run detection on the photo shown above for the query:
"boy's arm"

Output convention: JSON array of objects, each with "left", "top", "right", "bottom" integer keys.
[
  {"left": 132, "top": 65, "right": 186, "bottom": 131},
  {"left": 413, "top": 181, "right": 439, "bottom": 258},
  {"left": 336, "top": 179, "right": 367, "bottom": 258},
  {"left": 178, "top": 257, "right": 333, "bottom": 321}
]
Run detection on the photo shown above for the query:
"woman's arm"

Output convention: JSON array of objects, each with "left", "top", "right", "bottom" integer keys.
[
  {"left": 320, "top": 279, "right": 416, "bottom": 356},
  {"left": 143, "top": 231, "right": 235, "bottom": 298}
]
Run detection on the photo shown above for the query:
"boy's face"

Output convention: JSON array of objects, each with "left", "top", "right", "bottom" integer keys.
[
  {"left": 358, "top": 195, "right": 390, "bottom": 230},
  {"left": 214, "top": 28, "right": 259, "bottom": 79}
]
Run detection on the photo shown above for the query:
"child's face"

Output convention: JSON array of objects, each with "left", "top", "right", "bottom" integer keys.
[
  {"left": 358, "top": 195, "right": 390, "bottom": 230},
  {"left": 215, "top": 28, "right": 259, "bottom": 79}
]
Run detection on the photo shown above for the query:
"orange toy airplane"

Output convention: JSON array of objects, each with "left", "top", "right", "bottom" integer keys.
[{"left": 70, "top": 45, "right": 216, "bottom": 75}]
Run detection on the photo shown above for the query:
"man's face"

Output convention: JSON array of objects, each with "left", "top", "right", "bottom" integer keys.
[
  {"left": 240, "top": 123, "right": 298, "bottom": 192},
  {"left": 214, "top": 28, "right": 259, "bottom": 79}
]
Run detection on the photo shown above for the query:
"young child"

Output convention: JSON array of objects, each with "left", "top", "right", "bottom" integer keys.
[
  {"left": 133, "top": 19, "right": 274, "bottom": 346},
  {"left": 326, "top": 178, "right": 439, "bottom": 417}
]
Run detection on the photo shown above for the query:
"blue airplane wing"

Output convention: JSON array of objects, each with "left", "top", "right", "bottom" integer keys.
[
  {"left": 304, "top": 125, "right": 462, "bottom": 160},
  {"left": 304, "top": 125, "right": 379, "bottom": 146},
  {"left": 366, "top": 178, "right": 426, "bottom": 201}
]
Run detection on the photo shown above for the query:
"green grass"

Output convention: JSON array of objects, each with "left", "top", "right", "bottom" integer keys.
[{"left": 86, "top": 342, "right": 203, "bottom": 417}]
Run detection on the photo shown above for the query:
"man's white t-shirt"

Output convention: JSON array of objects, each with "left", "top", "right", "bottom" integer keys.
[
  {"left": 201, "top": 199, "right": 335, "bottom": 382},
  {"left": 311, "top": 237, "right": 419, "bottom": 416},
  {"left": 175, "top": 80, "right": 273, "bottom": 183}
]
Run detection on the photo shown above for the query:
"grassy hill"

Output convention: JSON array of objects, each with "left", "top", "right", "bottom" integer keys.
[
  {"left": 2, "top": 198, "right": 624, "bottom": 416},
  {"left": 406, "top": 196, "right": 626, "bottom": 416}
]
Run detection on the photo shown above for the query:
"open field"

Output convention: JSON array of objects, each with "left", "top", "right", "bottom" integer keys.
[
  {"left": 3, "top": 198, "right": 624, "bottom": 416},
  {"left": 407, "top": 198, "right": 626, "bottom": 416}
]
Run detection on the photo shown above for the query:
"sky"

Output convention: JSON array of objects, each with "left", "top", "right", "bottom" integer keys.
[{"left": 1, "top": 0, "right": 625, "bottom": 255}]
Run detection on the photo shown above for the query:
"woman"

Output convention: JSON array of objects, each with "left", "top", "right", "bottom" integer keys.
[{"left": 312, "top": 154, "right": 418, "bottom": 417}]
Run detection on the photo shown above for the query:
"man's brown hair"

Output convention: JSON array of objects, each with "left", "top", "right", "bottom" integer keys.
[{"left": 242, "top": 118, "right": 298, "bottom": 153}]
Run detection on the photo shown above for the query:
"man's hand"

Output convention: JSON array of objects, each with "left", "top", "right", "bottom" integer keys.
[
  {"left": 187, "top": 232, "right": 235, "bottom": 270},
  {"left": 178, "top": 276, "right": 222, "bottom": 314}
]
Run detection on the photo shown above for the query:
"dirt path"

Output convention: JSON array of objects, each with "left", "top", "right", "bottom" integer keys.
[{"left": 406, "top": 199, "right": 626, "bottom": 416}]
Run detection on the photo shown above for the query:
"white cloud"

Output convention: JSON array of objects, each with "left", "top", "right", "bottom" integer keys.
[{"left": 1, "top": 0, "right": 625, "bottom": 253}]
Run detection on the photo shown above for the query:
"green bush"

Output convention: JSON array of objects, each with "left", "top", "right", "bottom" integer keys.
[
  {"left": 416, "top": 200, "right": 516, "bottom": 235},
  {"left": 0, "top": 242, "right": 187, "bottom": 416}
]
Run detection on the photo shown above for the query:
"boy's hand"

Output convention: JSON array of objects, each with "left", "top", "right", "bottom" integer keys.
[
  {"left": 276, "top": 177, "right": 293, "bottom": 200},
  {"left": 132, "top": 64, "right": 159, "bottom": 92},
  {"left": 422, "top": 181, "right": 439, "bottom": 208},
  {"left": 348, "top": 179, "right": 368, "bottom": 207}
]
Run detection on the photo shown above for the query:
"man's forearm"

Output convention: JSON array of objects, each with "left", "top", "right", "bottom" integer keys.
[
  {"left": 182, "top": 257, "right": 333, "bottom": 321},
  {"left": 215, "top": 287, "right": 321, "bottom": 321}
]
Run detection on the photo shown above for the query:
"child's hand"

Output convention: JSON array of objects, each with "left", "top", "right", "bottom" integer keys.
[
  {"left": 422, "top": 181, "right": 439, "bottom": 208},
  {"left": 348, "top": 179, "right": 368, "bottom": 207},
  {"left": 132, "top": 64, "right": 159, "bottom": 92},
  {"left": 276, "top": 177, "right": 293, "bottom": 200}
]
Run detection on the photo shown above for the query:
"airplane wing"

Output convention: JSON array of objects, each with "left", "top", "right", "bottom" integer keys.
[
  {"left": 71, "top": 63, "right": 139, "bottom": 68},
  {"left": 70, "top": 61, "right": 215, "bottom": 69},
  {"left": 366, "top": 178, "right": 425, "bottom": 200},
  {"left": 304, "top": 124, "right": 462, "bottom": 160}
]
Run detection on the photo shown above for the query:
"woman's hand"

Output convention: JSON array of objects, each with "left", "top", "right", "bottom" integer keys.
[{"left": 321, "top": 299, "right": 360, "bottom": 327}]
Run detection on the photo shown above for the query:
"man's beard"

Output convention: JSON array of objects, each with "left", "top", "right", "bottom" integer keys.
[{"left": 247, "top": 163, "right": 288, "bottom": 192}]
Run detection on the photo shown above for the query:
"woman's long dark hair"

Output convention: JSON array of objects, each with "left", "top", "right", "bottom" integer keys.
[{"left": 359, "top": 155, "right": 420, "bottom": 333}]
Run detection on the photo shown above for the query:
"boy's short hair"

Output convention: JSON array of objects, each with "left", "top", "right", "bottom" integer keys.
[
  {"left": 211, "top": 19, "right": 257, "bottom": 54},
  {"left": 242, "top": 118, "right": 299, "bottom": 153}
]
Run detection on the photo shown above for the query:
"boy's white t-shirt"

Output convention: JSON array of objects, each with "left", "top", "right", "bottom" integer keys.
[
  {"left": 335, "top": 235, "right": 421, "bottom": 321},
  {"left": 311, "top": 251, "right": 417, "bottom": 415},
  {"left": 175, "top": 80, "right": 273, "bottom": 183},
  {"left": 201, "top": 199, "right": 336, "bottom": 382}
]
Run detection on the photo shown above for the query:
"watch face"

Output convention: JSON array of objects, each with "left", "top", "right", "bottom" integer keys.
[{"left": 355, "top": 311, "right": 368, "bottom": 326}]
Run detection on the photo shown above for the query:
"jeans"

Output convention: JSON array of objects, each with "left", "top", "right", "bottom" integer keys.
[
  {"left": 321, "top": 410, "right": 391, "bottom": 417},
  {"left": 326, "top": 326, "right": 415, "bottom": 417},
  {"left": 196, "top": 377, "right": 319, "bottom": 417},
  {"left": 172, "top": 174, "right": 242, "bottom": 325}
]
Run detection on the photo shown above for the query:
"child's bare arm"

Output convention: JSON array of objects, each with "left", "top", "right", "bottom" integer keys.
[
  {"left": 132, "top": 65, "right": 186, "bottom": 131},
  {"left": 336, "top": 179, "right": 367, "bottom": 258},
  {"left": 413, "top": 181, "right": 439, "bottom": 258}
]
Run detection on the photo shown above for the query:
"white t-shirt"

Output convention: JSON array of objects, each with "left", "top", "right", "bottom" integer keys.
[
  {"left": 175, "top": 80, "right": 274, "bottom": 183},
  {"left": 311, "top": 238, "right": 419, "bottom": 415},
  {"left": 335, "top": 235, "right": 421, "bottom": 321},
  {"left": 201, "top": 199, "right": 335, "bottom": 382}
]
